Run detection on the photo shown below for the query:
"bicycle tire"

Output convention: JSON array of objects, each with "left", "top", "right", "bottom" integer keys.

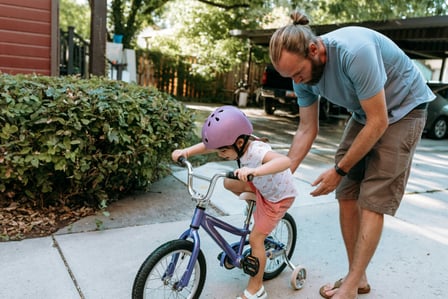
[
  {"left": 132, "top": 239, "right": 207, "bottom": 299},
  {"left": 263, "top": 212, "right": 297, "bottom": 280}
]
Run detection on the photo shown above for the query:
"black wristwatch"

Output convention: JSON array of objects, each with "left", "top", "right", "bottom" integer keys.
[{"left": 334, "top": 164, "right": 347, "bottom": 176}]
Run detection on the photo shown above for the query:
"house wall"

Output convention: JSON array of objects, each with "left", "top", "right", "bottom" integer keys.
[{"left": 0, "top": 0, "right": 58, "bottom": 76}]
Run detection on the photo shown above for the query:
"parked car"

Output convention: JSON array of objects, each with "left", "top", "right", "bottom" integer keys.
[
  {"left": 259, "top": 64, "right": 298, "bottom": 115},
  {"left": 259, "top": 64, "right": 343, "bottom": 119},
  {"left": 425, "top": 82, "right": 448, "bottom": 139}
]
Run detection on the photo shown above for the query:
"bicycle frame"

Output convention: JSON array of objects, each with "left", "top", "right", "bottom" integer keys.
[
  {"left": 163, "top": 158, "right": 254, "bottom": 289},
  {"left": 170, "top": 200, "right": 254, "bottom": 289},
  {"left": 166, "top": 158, "right": 287, "bottom": 290},
  {"left": 133, "top": 158, "right": 306, "bottom": 298}
]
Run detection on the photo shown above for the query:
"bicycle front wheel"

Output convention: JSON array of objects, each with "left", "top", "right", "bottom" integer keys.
[
  {"left": 132, "top": 239, "right": 207, "bottom": 299},
  {"left": 263, "top": 212, "right": 297, "bottom": 280}
]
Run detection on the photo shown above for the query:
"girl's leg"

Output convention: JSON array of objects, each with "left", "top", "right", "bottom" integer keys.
[
  {"left": 243, "top": 228, "right": 268, "bottom": 297},
  {"left": 223, "top": 178, "right": 252, "bottom": 196}
]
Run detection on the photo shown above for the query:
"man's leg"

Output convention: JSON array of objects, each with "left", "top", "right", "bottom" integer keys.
[
  {"left": 344, "top": 208, "right": 384, "bottom": 299},
  {"left": 322, "top": 109, "right": 425, "bottom": 298},
  {"left": 323, "top": 205, "right": 383, "bottom": 299},
  {"left": 338, "top": 199, "right": 359, "bottom": 267},
  {"left": 339, "top": 199, "right": 371, "bottom": 287},
  {"left": 330, "top": 109, "right": 425, "bottom": 298}
]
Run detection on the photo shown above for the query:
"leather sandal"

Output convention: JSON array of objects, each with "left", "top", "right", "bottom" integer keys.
[{"left": 319, "top": 278, "right": 371, "bottom": 299}]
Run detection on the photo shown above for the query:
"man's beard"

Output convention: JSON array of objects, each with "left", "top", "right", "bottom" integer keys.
[{"left": 306, "top": 58, "right": 325, "bottom": 86}]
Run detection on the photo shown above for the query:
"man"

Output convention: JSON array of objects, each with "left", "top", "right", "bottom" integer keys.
[{"left": 269, "top": 11, "right": 435, "bottom": 299}]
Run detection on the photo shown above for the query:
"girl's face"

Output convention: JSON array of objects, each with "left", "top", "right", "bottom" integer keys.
[{"left": 217, "top": 147, "right": 238, "bottom": 160}]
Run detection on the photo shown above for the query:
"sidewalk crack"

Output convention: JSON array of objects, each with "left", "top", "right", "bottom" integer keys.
[{"left": 52, "top": 235, "right": 85, "bottom": 299}]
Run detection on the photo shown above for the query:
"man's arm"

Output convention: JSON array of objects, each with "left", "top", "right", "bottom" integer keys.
[
  {"left": 336, "top": 89, "right": 388, "bottom": 173},
  {"left": 288, "top": 101, "right": 319, "bottom": 173},
  {"left": 310, "top": 89, "right": 388, "bottom": 196}
]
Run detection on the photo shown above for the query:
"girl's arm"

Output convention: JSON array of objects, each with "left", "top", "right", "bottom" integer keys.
[
  {"left": 171, "top": 142, "right": 216, "bottom": 162},
  {"left": 255, "top": 151, "right": 291, "bottom": 176},
  {"left": 235, "top": 151, "right": 291, "bottom": 180}
]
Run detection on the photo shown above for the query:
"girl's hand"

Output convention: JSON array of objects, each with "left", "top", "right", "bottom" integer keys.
[
  {"left": 171, "top": 149, "right": 187, "bottom": 162},
  {"left": 234, "top": 167, "right": 255, "bottom": 182}
]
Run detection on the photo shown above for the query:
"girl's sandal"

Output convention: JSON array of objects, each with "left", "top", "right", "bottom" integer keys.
[{"left": 236, "top": 285, "right": 268, "bottom": 299}]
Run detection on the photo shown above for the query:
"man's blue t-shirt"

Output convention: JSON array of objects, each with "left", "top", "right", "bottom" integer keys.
[{"left": 293, "top": 26, "right": 435, "bottom": 124}]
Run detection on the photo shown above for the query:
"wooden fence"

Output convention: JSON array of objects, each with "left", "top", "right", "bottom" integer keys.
[
  {"left": 136, "top": 52, "right": 265, "bottom": 103},
  {"left": 216, "top": 62, "right": 265, "bottom": 103}
]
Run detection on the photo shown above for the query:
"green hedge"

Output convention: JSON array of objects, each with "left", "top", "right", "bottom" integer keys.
[{"left": 0, "top": 73, "right": 196, "bottom": 207}]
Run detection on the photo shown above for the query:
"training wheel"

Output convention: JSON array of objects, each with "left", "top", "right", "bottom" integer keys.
[{"left": 290, "top": 266, "right": 306, "bottom": 290}]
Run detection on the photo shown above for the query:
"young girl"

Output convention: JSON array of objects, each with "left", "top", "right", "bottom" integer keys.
[{"left": 171, "top": 105, "right": 297, "bottom": 299}]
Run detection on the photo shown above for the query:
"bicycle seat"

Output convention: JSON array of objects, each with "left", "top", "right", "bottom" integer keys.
[{"left": 239, "top": 192, "right": 256, "bottom": 202}]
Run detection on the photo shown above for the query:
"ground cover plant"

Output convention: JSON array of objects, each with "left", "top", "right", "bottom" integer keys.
[{"left": 0, "top": 73, "right": 196, "bottom": 240}]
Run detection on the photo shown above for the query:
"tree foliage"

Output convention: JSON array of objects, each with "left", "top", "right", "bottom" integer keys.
[
  {"left": 108, "top": 0, "right": 264, "bottom": 49},
  {"left": 63, "top": 0, "right": 447, "bottom": 78},
  {"left": 109, "top": 0, "right": 167, "bottom": 48},
  {"left": 59, "top": 0, "right": 90, "bottom": 40},
  {"left": 148, "top": 1, "right": 257, "bottom": 76},
  {"left": 66, "top": 0, "right": 448, "bottom": 49},
  {"left": 318, "top": 0, "right": 448, "bottom": 23}
]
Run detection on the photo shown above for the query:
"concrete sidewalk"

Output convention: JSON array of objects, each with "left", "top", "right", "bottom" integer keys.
[{"left": 1, "top": 142, "right": 447, "bottom": 299}]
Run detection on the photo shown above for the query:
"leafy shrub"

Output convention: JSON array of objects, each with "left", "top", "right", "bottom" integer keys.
[{"left": 0, "top": 73, "right": 196, "bottom": 207}]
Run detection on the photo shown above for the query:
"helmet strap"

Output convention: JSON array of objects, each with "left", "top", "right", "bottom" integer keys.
[{"left": 233, "top": 135, "right": 250, "bottom": 160}]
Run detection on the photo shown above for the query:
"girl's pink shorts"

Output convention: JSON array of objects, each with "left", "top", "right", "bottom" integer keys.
[{"left": 252, "top": 189, "right": 294, "bottom": 235}]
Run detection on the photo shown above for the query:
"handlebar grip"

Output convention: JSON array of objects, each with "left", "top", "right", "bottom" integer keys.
[
  {"left": 226, "top": 172, "right": 253, "bottom": 181},
  {"left": 226, "top": 171, "right": 238, "bottom": 180},
  {"left": 178, "top": 156, "right": 186, "bottom": 166}
]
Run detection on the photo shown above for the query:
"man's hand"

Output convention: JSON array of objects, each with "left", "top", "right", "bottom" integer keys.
[{"left": 310, "top": 167, "right": 342, "bottom": 196}]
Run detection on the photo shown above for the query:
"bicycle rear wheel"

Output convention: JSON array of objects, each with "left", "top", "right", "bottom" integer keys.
[
  {"left": 263, "top": 212, "right": 297, "bottom": 280},
  {"left": 132, "top": 239, "right": 207, "bottom": 299}
]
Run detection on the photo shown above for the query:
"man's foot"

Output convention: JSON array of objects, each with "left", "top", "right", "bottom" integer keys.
[{"left": 319, "top": 278, "right": 370, "bottom": 299}]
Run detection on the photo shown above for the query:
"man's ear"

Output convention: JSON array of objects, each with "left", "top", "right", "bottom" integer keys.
[{"left": 308, "top": 42, "right": 318, "bottom": 57}]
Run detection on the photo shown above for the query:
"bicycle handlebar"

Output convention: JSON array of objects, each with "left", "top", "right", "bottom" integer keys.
[
  {"left": 177, "top": 156, "right": 253, "bottom": 202},
  {"left": 225, "top": 171, "right": 254, "bottom": 182},
  {"left": 177, "top": 156, "right": 187, "bottom": 165}
]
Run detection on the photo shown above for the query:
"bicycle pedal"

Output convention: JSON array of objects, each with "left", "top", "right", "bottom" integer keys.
[{"left": 242, "top": 254, "right": 259, "bottom": 277}]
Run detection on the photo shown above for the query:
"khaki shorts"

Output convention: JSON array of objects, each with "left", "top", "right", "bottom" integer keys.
[{"left": 335, "top": 108, "right": 426, "bottom": 216}]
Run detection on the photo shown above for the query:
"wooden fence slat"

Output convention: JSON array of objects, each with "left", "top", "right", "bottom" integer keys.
[{"left": 136, "top": 53, "right": 265, "bottom": 102}]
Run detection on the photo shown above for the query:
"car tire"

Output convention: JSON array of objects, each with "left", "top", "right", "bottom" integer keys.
[
  {"left": 263, "top": 97, "right": 275, "bottom": 115},
  {"left": 319, "top": 98, "right": 330, "bottom": 120},
  {"left": 428, "top": 117, "right": 447, "bottom": 139}
]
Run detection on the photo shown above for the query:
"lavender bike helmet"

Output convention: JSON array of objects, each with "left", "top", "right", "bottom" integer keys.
[{"left": 202, "top": 106, "right": 253, "bottom": 149}]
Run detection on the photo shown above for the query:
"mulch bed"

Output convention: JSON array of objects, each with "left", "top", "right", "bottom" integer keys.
[{"left": 0, "top": 201, "right": 95, "bottom": 241}]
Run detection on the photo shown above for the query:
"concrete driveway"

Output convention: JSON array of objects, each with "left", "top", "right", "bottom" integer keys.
[{"left": 1, "top": 104, "right": 446, "bottom": 299}]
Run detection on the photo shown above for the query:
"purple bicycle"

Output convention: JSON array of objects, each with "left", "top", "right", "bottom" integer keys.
[{"left": 132, "top": 157, "right": 306, "bottom": 299}]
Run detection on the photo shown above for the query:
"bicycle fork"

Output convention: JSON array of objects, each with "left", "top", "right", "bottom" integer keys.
[{"left": 163, "top": 208, "right": 205, "bottom": 291}]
